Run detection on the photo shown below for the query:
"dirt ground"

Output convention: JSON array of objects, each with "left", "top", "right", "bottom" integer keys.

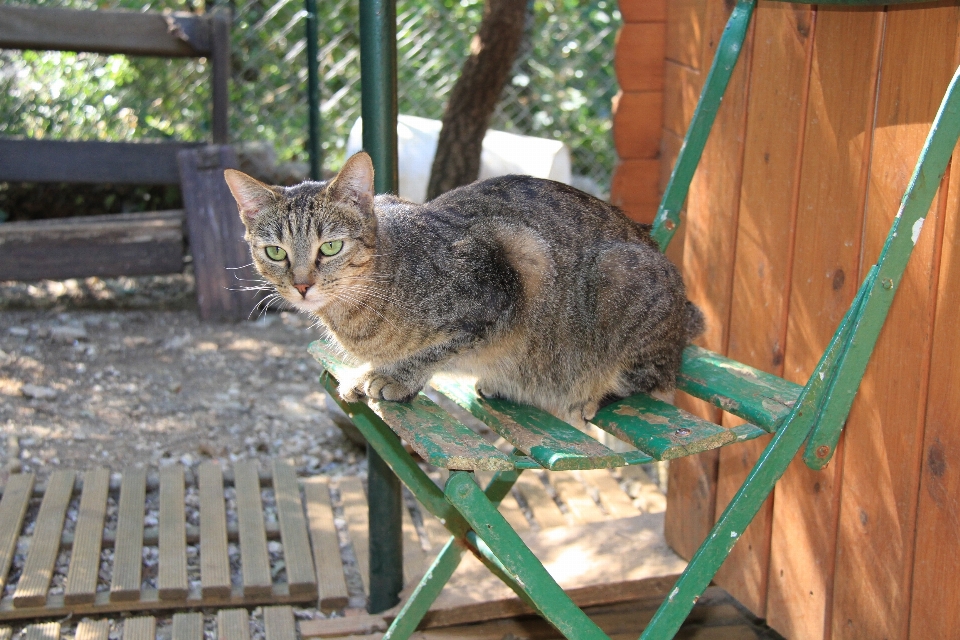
[{"left": 0, "top": 272, "right": 365, "bottom": 482}]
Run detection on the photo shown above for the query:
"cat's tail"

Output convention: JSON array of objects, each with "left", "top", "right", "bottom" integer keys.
[{"left": 684, "top": 300, "right": 706, "bottom": 342}]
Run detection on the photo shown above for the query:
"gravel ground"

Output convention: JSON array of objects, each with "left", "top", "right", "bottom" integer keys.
[
  {"left": 0, "top": 273, "right": 365, "bottom": 481},
  {"left": 0, "top": 273, "right": 366, "bottom": 638}
]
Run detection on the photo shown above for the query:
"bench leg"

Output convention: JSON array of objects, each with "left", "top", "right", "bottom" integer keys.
[{"left": 445, "top": 471, "right": 610, "bottom": 640}]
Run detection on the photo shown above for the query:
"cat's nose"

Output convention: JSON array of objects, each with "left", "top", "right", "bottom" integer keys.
[{"left": 294, "top": 283, "right": 311, "bottom": 297}]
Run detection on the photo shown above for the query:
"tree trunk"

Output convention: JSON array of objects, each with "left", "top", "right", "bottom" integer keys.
[{"left": 425, "top": 0, "right": 528, "bottom": 201}]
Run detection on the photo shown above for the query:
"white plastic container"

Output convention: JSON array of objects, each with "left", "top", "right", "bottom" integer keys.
[{"left": 345, "top": 114, "right": 572, "bottom": 203}]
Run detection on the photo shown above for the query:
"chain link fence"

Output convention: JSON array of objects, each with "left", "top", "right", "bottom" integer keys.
[{"left": 0, "top": 0, "right": 621, "bottom": 197}]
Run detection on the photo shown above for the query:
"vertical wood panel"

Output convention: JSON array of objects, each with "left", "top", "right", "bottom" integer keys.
[
  {"left": 64, "top": 467, "right": 110, "bottom": 604},
  {"left": 909, "top": 126, "right": 960, "bottom": 640},
  {"left": 661, "top": 0, "right": 715, "bottom": 560},
  {"left": 158, "top": 464, "right": 188, "bottom": 600},
  {"left": 198, "top": 461, "right": 232, "bottom": 598},
  {"left": 711, "top": 1, "right": 815, "bottom": 617},
  {"left": 666, "top": 0, "right": 707, "bottom": 69},
  {"left": 14, "top": 470, "right": 76, "bottom": 607},
  {"left": 830, "top": 6, "right": 960, "bottom": 639},
  {"left": 664, "top": 0, "right": 755, "bottom": 561},
  {"left": 662, "top": 62, "right": 704, "bottom": 138},
  {"left": 766, "top": 8, "right": 884, "bottom": 639},
  {"left": 110, "top": 468, "right": 147, "bottom": 601}
]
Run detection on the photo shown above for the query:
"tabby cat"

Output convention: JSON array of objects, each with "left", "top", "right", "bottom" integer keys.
[{"left": 224, "top": 151, "right": 703, "bottom": 426}]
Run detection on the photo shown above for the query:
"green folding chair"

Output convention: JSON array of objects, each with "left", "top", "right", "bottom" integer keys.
[{"left": 309, "top": 0, "right": 960, "bottom": 637}]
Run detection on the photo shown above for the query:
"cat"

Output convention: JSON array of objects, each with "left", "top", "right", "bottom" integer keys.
[{"left": 224, "top": 151, "right": 704, "bottom": 427}]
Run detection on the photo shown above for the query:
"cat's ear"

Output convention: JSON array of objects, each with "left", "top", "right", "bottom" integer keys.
[
  {"left": 328, "top": 152, "right": 375, "bottom": 211},
  {"left": 224, "top": 169, "right": 280, "bottom": 226}
]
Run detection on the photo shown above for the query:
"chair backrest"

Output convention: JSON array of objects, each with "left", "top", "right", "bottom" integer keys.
[{"left": 651, "top": 0, "right": 960, "bottom": 468}]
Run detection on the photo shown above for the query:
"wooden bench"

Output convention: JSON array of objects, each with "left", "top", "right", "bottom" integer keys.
[{"left": 0, "top": 6, "right": 255, "bottom": 320}]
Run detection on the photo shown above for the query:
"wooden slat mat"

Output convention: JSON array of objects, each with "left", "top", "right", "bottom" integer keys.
[
  {"left": 0, "top": 605, "right": 298, "bottom": 639},
  {"left": 0, "top": 460, "right": 661, "bottom": 623},
  {"left": 0, "top": 462, "right": 322, "bottom": 621}
]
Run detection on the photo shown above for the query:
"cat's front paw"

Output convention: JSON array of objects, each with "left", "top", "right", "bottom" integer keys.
[
  {"left": 339, "top": 369, "right": 421, "bottom": 403},
  {"left": 363, "top": 373, "right": 421, "bottom": 402}
]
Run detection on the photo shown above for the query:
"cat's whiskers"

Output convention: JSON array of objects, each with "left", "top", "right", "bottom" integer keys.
[
  {"left": 230, "top": 285, "right": 272, "bottom": 293},
  {"left": 262, "top": 294, "right": 292, "bottom": 318},
  {"left": 247, "top": 292, "right": 287, "bottom": 320},
  {"left": 247, "top": 294, "right": 275, "bottom": 320}
]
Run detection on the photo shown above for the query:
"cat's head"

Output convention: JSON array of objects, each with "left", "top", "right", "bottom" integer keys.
[{"left": 224, "top": 151, "right": 378, "bottom": 315}]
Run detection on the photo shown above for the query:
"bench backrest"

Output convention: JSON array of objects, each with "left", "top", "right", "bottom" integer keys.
[{"left": 0, "top": 5, "right": 230, "bottom": 185}]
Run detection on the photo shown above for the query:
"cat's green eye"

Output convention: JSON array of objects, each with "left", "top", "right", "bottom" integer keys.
[
  {"left": 320, "top": 240, "right": 343, "bottom": 257},
  {"left": 264, "top": 246, "right": 287, "bottom": 261}
]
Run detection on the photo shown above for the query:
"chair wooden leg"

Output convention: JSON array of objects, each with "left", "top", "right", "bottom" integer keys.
[
  {"left": 382, "top": 471, "right": 527, "bottom": 638},
  {"left": 445, "top": 472, "right": 610, "bottom": 640},
  {"left": 640, "top": 409, "right": 813, "bottom": 639},
  {"left": 384, "top": 537, "right": 467, "bottom": 640}
]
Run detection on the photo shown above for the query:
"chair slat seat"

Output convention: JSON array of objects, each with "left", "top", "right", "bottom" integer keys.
[
  {"left": 678, "top": 345, "right": 802, "bottom": 431},
  {"left": 593, "top": 394, "right": 736, "bottom": 460},
  {"left": 310, "top": 341, "right": 516, "bottom": 471},
  {"left": 310, "top": 339, "right": 762, "bottom": 469},
  {"left": 431, "top": 375, "right": 625, "bottom": 470}
]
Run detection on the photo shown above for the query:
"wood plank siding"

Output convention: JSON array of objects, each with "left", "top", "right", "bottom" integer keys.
[{"left": 617, "top": 1, "right": 960, "bottom": 638}]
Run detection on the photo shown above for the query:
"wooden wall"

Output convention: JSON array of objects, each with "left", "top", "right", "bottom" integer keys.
[
  {"left": 612, "top": 1, "right": 960, "bottom": 638},
  {"left": 610, "top": 0, "right": 666, "bottom": 224}
]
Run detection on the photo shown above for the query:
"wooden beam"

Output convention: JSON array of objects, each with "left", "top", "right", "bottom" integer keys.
[
  {"left": 0, "top": 210, "right": 184, "bottom": 282},
  {"left": 211, "top": 10, "right": 231, "bottom": 143},
  {"left": 178, "top": 145, "right": 261, "bottom": 322},
  {"left": 0, "top": 5, "right": 212, "bottom": 57},
  {"left": 0, "top": 139, "right": 201, "bottom": 185}
]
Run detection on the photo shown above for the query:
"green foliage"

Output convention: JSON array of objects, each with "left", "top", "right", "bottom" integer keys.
[
  {"left": 0, "top": 0, "right": 211, "bottom": 142},
  {"left": 494, "top": 0, "right": 620, "bottom": 188},
  {"left": 1, "top": 0, "right": 620, "bottom": 193}
]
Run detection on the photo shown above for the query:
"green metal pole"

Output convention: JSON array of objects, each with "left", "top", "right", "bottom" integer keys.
[
  {"left": 367, "top": 440, "right": 403, "bottom": 613},
  {"left": 359, "top": 0, "right": 399, "bottom": 194},
  {"left": 305, "top": 0, "right": 322, "bottom": 180},
  {"left": 359, "top": 0, "right": 401, "bottom": 612}
]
